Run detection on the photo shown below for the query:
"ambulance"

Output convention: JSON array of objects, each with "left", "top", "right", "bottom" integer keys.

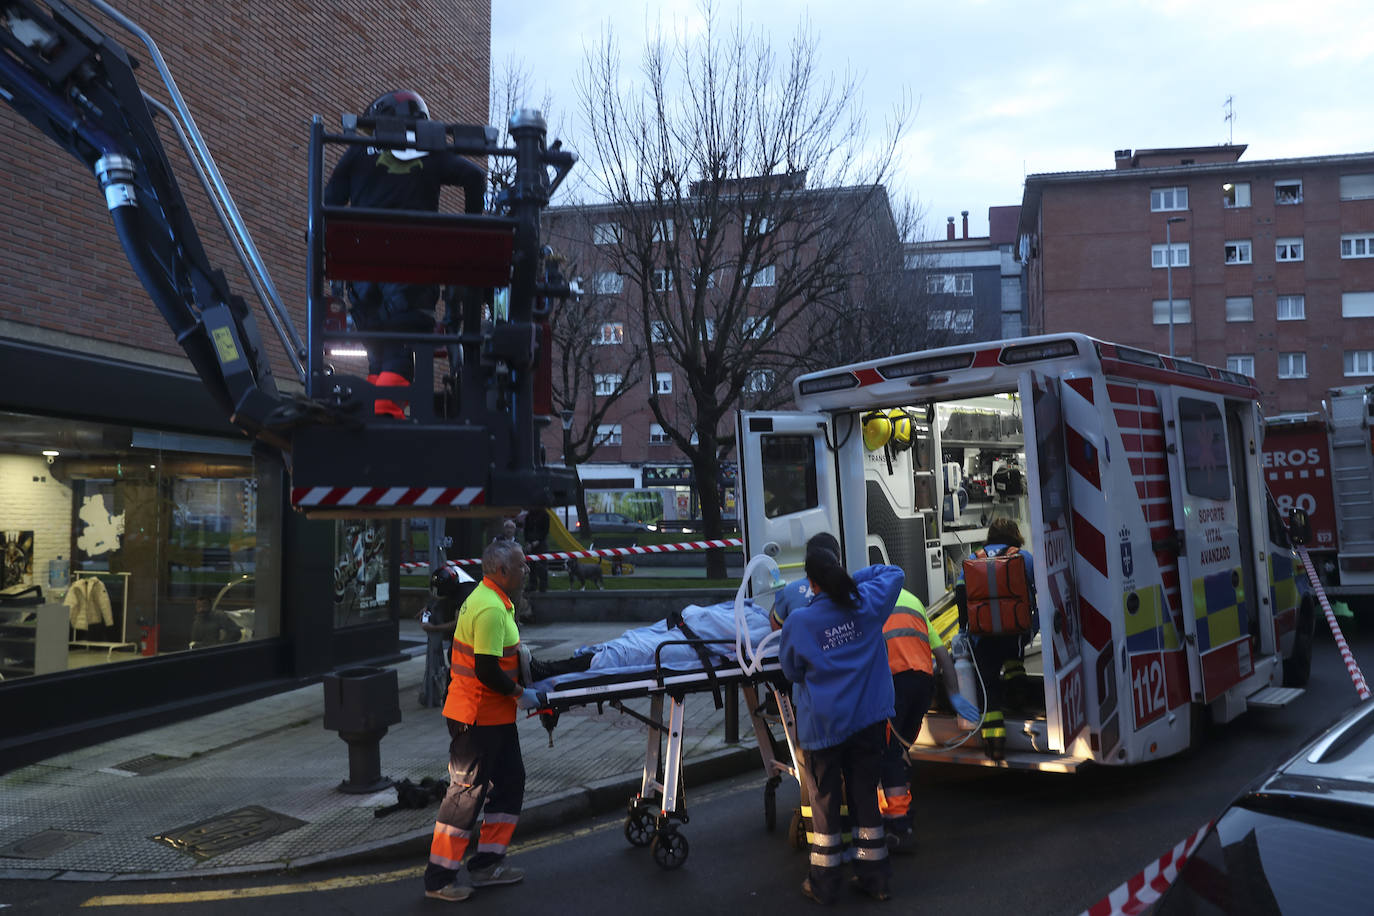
[{"left": 738, "top": 334, "right": 1316, "bottom": 770}]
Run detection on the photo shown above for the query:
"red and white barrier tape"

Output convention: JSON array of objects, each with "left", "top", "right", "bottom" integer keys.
[
  {"left": 404, "top": 538, "right": 744, "bottom": 570},
  {"left": 1297, "top": 547, "right": 1372, "bottom": 700},
  {"left": 1079, "top": 821, "right": 1212, "bottom": 916}
]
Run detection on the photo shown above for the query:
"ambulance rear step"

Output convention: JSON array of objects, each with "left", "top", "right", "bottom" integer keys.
[
  {"left": 906, "top": 746, "right": 1084, "bottom": 773},
  {"left": 1246, "top": 686, "right": 1306, "bottom": 709}
]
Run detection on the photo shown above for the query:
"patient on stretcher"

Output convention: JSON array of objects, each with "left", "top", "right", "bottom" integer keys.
[{"left": 527, "top": 599, "right": 775, "bottom": 689}]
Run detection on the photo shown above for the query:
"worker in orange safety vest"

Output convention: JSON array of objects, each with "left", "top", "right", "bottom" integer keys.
[
  {"left": 423, "top": 539, "right": 544, "bottom": 903},
  {"left": 879, "top": 588, "right": 978, "bottom": 851}
]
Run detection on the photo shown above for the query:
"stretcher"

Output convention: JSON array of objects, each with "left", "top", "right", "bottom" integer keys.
[{"left": 529, "top": 558, "right": 805, "bottom": 869}]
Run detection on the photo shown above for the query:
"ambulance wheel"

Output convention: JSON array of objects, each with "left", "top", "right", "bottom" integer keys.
[
  {"left": 764, "top": 782, "right": 777, "bottom": 831},
  {"left": 788, "top": 808, "right": 806, "bottom": 851},
  {"left": 1283, "top": 602, "right": 1315, "bottom": 687},
  {"left": 624, "top": 807, "right": 654, "bottom": 847},
  {"left": 651, "top": 828, "right": 689, "bottom": 869}
]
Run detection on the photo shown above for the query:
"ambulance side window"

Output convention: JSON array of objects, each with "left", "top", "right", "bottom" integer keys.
[
  {"left": 760, "top": 435, "right": 818, "bottom": 519},
  {"left": 1178, "top": 398, "right": 1231, "bottom": 500}
]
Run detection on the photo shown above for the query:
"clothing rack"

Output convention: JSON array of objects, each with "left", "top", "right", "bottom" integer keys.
[{"left": 69, "top": 570, "right": 136, "bottom": 657}]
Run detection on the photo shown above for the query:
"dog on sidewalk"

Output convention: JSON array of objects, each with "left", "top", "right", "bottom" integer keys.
[{"left": 565, "top": 557, "right": 604, "bottom": 590}]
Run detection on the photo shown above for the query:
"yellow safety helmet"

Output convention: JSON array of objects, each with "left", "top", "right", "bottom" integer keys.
[{"left": 862, "top": 411, "right": 892, "bottom": 451}]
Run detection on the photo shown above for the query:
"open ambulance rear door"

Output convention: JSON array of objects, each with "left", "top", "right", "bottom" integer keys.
[{"left": 737, "top": 411, "right": 843, "bottom": 589}]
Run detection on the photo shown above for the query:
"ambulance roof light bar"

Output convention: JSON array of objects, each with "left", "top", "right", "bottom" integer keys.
[{"left": 1000, "top": 339, "right": 1078, "bottom": 365}]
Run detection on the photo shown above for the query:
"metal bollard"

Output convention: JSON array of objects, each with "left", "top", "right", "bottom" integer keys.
[{"left": 322, "top": 665, "right": 403, "bottom": 794}]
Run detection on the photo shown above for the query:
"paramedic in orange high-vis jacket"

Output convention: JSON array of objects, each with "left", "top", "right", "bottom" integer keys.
[{"left": 423, "top": 539, "right": 544, "bottom": 903}]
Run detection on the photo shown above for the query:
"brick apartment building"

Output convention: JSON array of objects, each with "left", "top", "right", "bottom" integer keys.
[
  {"left": 541, "top": 180, "right": 902, "bottom": 520},
  {"left": 0, "top": 0, "right": 488, "bottom": 760},
  {"left": 905, "top": 205, "right": 1027, "bottom": 345},
  {"left": 1018, "top": 144, "right": 1374, "bottom": 414}
]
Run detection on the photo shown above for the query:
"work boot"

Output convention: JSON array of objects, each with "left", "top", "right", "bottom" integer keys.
[
  {"left": 985, "top": 735, "right": 1006, "bottom": 761},
  {"left": 849, "top": 875, "right": 892, "bottom": 901},
  {"left": 423, "top": 880, "right": 473, "bottom": 902},
  {"left": 801, "top": 878, "right": 834, "bottom": 905},
  {"left": 468, "top": 862, "right": 524, "bottom": 887},
  {"left": 374, "top": 370, "right": 409, "bottom": 418},
  {"left": 886, "top": 829, "right": 918, "bottom": 854}
]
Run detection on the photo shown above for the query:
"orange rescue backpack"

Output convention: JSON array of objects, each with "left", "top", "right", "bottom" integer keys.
[{"left": 962, "top": 546, "right": 1034, "bottom": 635}]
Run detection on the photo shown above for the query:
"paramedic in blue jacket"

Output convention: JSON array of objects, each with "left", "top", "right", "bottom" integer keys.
[
  {"left": 780, "top": 543, "right": 902, "bottom": 904},
  {"left": 768, "top": 532, "right": 842, "bottom": 631},
  {"left": 956, "top": 516, "right": 1036, "bottom": 761}
]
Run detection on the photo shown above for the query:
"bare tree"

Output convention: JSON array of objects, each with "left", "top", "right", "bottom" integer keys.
[{"left": 574, "top": 3, "right": 912, "bottom": 576}]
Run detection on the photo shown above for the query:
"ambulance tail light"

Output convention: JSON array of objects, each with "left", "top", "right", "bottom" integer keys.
[
  {"left": 880, "top": 352, "right": 974, "bottom": 380},
  {"left": 798, "top": 372, "right": 859, "bottom": 395},
  {"left": 1000, "top": 339, "right": 1078, "bottom": 364}
]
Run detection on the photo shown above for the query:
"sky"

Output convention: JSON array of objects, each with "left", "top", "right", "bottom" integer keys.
[{"left": 492, "top": 0, "right": 1374, "bottom": 239}]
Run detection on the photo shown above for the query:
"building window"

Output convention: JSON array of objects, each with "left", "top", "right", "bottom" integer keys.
[
  {"left": 1151, "top": 243, "right": 1190, "bottom": 268},
  {"left": 1277, "top": 352, "right": 1307, "bottom": 379},
  {"left": 744, "top": 213, "right": 772, "bottom": 235},
  {"left": 1222, "top": 182, "right": 1251, "bottom": 208},
  {"left": 925, "top": 272, "right": 973, "bottom": 295},
  {"left": 1275, "top": 237, "right": 1304, "bottom": 262},
  {"left": 1224, "top": 240, "right": 1252, "bottom": 264},
  {"left": 1341, "top": 233, "right": 1374, "bottom": 259},
  {"left": 744, "top": 369, "right": 776, "bottom": 393},
  {"left": 649, "top": 423, "right": 671, "bottom": 445},
  {"left": 1275, "top": 180, "right": 1303, "bottom": 205},
  {"left": 653, "top": 372, "right": 672, "bottom": 395},
  {"left": 594, "top": 373, "right": 621, "bottom": 396},
  {"left": 748, "top": 264, "right": 776, "bottom": 287},
  {"left": 652, "top": 220, "right": 675, "bottom": 242},
  {"left": 689, "top": 268, "right": 717, "bottom": 289},
  {"left": 1000, "top": 313, "right": 1023, "bottom": 338},
  {"left": 927, "top": 309, "right": 974, "bottom": 332},
  {"left": 593, "top": 222, "right": 620, "bottom": 245},
  {"left": 1340, "top": 174, "right": 1374, "bottom": 201},
  {"left": 593, "top": 271, "right": 623, "bottom": 294},
  {"left": 742, "top": 316, "right": 773, "bottom": 339},
  {"left": 1225, "top": 296, "right": 1254, "bottom": 322},
  {"left": 1152, "top": 299, "right": 1192, "bottom": 325},
  {"left": 1226, "top": 355, "right": 1255, "bottom": 377},
  {"left": 594, "top": 424, "right": 623, "bottom": 446},
  {"left": 1276, "top": 295, "right": 1306, "bottom": 321},
  {"left": 651, "top": 268, "right": 675, "bottom": 292},
  {"left": 594, "top": 322, "right": 624, "bottom": 345},
  {"left": 1150, "top": 186, "right": 1189, "bottom": 212},
  {"left": 1343, "top": 291, "right": 1374, "bottom": 318},
  {"left": 650, "top": 321, "right": 669, "bottom": 343},
  {"left": 1345, "top": 350, "right": 1374, "bottom": 376}
]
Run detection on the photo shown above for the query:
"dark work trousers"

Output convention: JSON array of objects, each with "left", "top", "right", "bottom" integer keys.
[
  {"left": 880, "top": 670, "right": 933, "bottom": 837},
  {"left": 349, "top": 281, "right": 438, "bottom": 378},
  {"left": 973, "top": 633, "right": 1023, "bottom": 744},
  {"left": 800, "top": 720, "right": 891, "bottom": 903},
  {"left": 418, "top": 633, "right": 450, "bottom": 708},
  {"left": 424, "top": 720, "right": 525, "bottom": 891}
]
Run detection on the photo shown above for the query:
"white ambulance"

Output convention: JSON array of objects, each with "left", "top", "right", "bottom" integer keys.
[{"left": 738, "top": 334, "right": 1316, "bottom": 770}]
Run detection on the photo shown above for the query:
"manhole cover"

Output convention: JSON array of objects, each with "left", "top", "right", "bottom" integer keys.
[
  {"left": 152, "top": 806, "right": 307, "bottom": 861},
  {"left": 109, "top": 754, "right": 184, "bottom": 776},
  {"left": 0, "top": 829, "right": 99, "bottom": 860}
]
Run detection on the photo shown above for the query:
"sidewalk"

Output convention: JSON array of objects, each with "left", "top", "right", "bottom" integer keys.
[{"left": 0, "top": 621, "right": 765, "bottom": 882}]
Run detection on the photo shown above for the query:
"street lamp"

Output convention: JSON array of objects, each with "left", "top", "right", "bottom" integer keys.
[
  {"left": 1166, "top": 216, "right": 1186, "bottom": 357},
  {"left": 560, "top": 408, "right": 579, "bottom": 529}
]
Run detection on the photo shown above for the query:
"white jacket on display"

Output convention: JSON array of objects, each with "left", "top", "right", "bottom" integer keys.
[{"left": 64, "top": 576, "right": 114, "bottom": 630}]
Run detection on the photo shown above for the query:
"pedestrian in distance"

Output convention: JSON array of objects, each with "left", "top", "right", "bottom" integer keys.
[
  {"left": 780, "top": 541, "right": 902, "bottom": 904},
  {"left": 423, "top": 539, "right": 544, "bottom": 902},
  {"left": 324, "top": 89, "right": 486, "bottom": 419}
]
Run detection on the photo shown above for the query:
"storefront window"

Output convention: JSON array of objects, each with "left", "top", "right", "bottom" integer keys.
[{"left": 0, "top": 410, "right": 282, "bottom": 679}]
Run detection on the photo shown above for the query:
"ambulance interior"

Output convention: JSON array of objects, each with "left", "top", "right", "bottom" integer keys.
[{"left": 867, "top": 390, "right": 1045, "bottom": 720}]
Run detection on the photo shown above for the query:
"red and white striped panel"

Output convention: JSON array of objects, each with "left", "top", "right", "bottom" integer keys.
[
  {"left": 442, "top": 539, "right": 746, "bottom": 566},
  {"left": 291, "top": 486, "right": 486, "bottom": 508},
  {"left": 1109, "top": 383, "right": 1182, "bottom": 619}
]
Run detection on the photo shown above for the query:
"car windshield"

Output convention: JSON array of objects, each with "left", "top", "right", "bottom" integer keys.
[{"left": 1159, "top": 804, "right": 1374, "bottom": 914}]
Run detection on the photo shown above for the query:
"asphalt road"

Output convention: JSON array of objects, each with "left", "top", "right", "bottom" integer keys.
[{"left": 7, "top": 621, "right": 1370, "bottom": 915}]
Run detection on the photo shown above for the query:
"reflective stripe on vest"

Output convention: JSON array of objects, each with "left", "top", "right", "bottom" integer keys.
[
  {"left": 445, "top": 639, "right": 520, "bottom": 725},
  {"left": 884, "top": 606, "right": 933, "bottom": 675}
]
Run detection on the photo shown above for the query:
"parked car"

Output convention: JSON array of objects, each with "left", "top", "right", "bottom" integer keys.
[
  {"left": 1152, "top": 699, "right": 1374, "bottom": 915},
  {"left": 577, "top": 512, "right": 651, "bottom": 534}
]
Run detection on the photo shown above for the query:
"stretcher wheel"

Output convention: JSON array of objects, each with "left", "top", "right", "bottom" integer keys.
[
  {"left": 764, "top": 782, "right": 777, "bottom": 832},
  {"left": 624, "top": 807, "right": 655, "bottom": 847},
  {"left": 651, "top": 828, "right": 689, "bottom": 869}
]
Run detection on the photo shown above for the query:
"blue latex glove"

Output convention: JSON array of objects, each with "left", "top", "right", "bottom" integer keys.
[
  {"left": 516, "top": 688, "right": 547, "bottom": 710},
  {"left": 951, "top": 694, "right": 981, "bottom": 721}
]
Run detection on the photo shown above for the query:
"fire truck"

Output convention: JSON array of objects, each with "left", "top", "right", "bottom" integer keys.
[
  {"left": 1264, "top": 386, "right": 1374, "bottom": 598},
  {"left": 738, "top": 334, "right": 1317, "bottom": 770},
  {"left": 0, "top": 0, "right": 576, "bottom": 519}
]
